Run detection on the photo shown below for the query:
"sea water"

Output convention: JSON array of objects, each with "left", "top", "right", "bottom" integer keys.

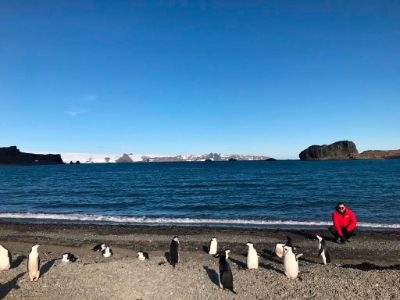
[{"left": 0, "top": 160, "right": 399, "bottom": 229}]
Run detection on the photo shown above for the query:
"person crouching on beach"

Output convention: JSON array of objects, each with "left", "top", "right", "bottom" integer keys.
[{"left": 329, "top": 202, "right": 357, "bottom": 244}]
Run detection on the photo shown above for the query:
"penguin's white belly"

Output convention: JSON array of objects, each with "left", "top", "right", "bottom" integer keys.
[
  {"left": 321, "top": 251, "right": 327, "bottom": 265},
  {"left": 0, "top": 256, "right": 10, "bottom": 270},
  {"left": 247, "top": 249, "right": 258, "bottom": 269},
  {"left": 209, "top": 242, "right": 217, "bottom": 255},
  {"left": 284, "top": 256, "right": 299, "bottom": 279},
  {"left": 28, "top": 256, "right": 40, "bottom": 279}
]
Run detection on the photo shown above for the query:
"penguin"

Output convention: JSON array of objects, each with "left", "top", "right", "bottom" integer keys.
[
  {"left": 102, "top": 247, "right": 113, "bottom": 258},
  {"left": 137, "top": 251, "right": 149, "bottom": 261},
  {"left": 315, "top": 235, "right": 331, "bottom": 265},
  {"left": 283, "top": 244, "right": 303, "bottom": 279},
  {"left": 169, "top": 236, "right": 180, "bottom": 268},
  {"left": 62, "top": 253, "right": 77, "bottom": 263},
  {"left": 0, "top": 244, "right": 12, "bottom": 271},
  {"left": 246, "top": 242, "right": 258, "bottom": 269},
  {"left": 27, "top": 245, "right": 40, "bottom": 281},
  {"left": 208, "top": 237, "right": 218, "bottom": 255},
  {"left": 274, "top": 243, "right": 285, "bottom": 258},
  {"left": 217, "top": 250, "right": 236, "bottom": 294},
  {"left": 92, "top": 243, "right": 106, "bottom": 252}
]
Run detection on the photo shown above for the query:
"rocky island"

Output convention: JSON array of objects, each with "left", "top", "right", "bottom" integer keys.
[
  {"left": 0, "top": 146, "right": 63, "bottom": 165},
  {"left": 299, "top": 141, "right": 400, "bottom": 160}
]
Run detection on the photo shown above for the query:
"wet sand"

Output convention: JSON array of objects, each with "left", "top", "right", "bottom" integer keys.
[{"left": 0, "top": 222, "right": 399, "bottom": 299}]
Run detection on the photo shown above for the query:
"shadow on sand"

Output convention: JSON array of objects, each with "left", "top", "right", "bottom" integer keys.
[
  {"left": 40, "top": 259, "right": 57, "bottom": 278},
  {"left": 341, "top": 262, "right": 400, "bottom": 271},
  {"left": 261, "top": 249, "right": 283, "bottom": 265},
  {"left": 11, "top": 255, "right": 26, "bottom": 269},
  {"left": 203, "top": 266, "right": 220, "bottom": 287},
  {"left": 0, "top": 272, "right": 25, "bottom": 299},
  {"left": 229, "top": 257, "right": 247, "bottom": 269}
]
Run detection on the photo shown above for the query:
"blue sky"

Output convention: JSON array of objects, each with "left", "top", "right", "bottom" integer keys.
[{"left": 0, "top": 1, "right": 399, "bottom": 159}]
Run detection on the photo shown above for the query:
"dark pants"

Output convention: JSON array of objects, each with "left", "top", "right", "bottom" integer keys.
[{"left": 329, "top": 226, "right": 355, "bottom": 240}]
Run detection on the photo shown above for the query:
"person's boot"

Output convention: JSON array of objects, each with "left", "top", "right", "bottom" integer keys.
[{"left": 336, "top": 236, "right": 345, "bottom": 244}]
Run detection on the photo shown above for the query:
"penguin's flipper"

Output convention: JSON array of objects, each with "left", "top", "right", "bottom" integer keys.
[
  {"left": 295, "top": 253, "right": 303, "bottom": 260},
  {"left": 318, "top": 248, "right": 323, "bottom": 257}
]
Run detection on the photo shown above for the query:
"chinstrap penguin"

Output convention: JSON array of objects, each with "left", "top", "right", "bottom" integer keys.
[
  {"left": 169, "top": 236, "right": 180, "bottom": 268},
  {"left": 102, "top": 247, "right": 113, "bottom": 258},
  {"left": 246, "top": 242, "right": 258, "bottom": 269},
  {"left": 217, "top": 250, "right": 236, "bottom": 294},
  {"left": 316, "top": 235, "right": 331, "bottom": 265},
  {"left": 28, "top": 244, "right": 40, "bottom": 281},
  {"left": 208, "top": 237, "right": 218, "bottom": 256},
  {"left": 137, "top": 251, "right": 149, "bottom": 261},
  {"left": 62, "top": 253, "right": 77, "bottom": 263},
  {"left": 0, "top": 244, "right": 12, "bottom": 271},
  {"left": 283, "top": 237, "right": 303, "bottom": 279}
]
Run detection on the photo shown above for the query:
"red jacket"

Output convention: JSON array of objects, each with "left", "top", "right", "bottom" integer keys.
[{"left": 332, "top": 208, "right": 357, "bottom": 236}]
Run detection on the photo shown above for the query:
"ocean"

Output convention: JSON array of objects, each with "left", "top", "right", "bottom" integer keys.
[{"left": 0, "top": 160, "right": 399, "bottom": 229}]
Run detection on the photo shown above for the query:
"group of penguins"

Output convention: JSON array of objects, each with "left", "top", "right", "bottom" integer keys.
[
  {"left": 202, "top": 235, "right": 330, "bottom": 294},
  {"left": 0, "top": 234, "right": 331, "bottom": 294}
]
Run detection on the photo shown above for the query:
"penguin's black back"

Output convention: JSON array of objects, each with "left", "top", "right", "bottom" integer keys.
[
  {"left": 92, "top": 244, "right": 103, "bottom": 251},
  {"left": 219, "top": 255, "right": 235, "bottom": 293},
  {"left": 319, "top": 239, "right": 331, "bottom": 263},
  {"left": 66, "top": 253, "right": 77, "bottom": 262},
  {"left": 170, "top": 240, "right": 179, "bottom": 268}
]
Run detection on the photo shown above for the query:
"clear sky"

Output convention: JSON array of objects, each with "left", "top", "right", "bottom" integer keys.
[{"left": 1, "top": 1, "right": 399, "bottom": 159}]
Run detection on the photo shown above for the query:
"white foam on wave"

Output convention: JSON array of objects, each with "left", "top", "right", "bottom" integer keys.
[{"left": 0, "top": 212, "right": 399, "bottom": 229}]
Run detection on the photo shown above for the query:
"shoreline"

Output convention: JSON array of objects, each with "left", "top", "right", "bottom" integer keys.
[
  {"left": 1, "top": 214, "right": 399, "bottom": 231},
  {"left": 1, "top": 218, "right": 400, "bottom": 230},
  {"left": 1, "top": 221, "right": 400, "bottom": 299},
  {"left": 1, "top": 221, "right": 399, "bottom": 263}
]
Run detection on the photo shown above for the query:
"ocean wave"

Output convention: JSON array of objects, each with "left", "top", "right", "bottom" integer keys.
[{"left": 0, "top": 212, "right": 399, "bottom": 229}]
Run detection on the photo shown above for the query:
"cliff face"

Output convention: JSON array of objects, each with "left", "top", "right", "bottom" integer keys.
[
  {"left": 299, "top": 141, "right": 359, "bottom": 160},
  {"left": 0, "top": 146, "right": 63, "bottom": 165}
]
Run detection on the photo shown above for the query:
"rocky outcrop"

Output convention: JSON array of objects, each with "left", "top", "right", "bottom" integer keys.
[
  {"left": 115, "top": 153, "right": 134, "bottom": 163},
  {"left": 0, "top": 146, "right": 63, "bottom": 165},
  {"left": 358, "top": 150, "right": 400, "bottom": 160},
  {"left": 299, "top": 141, "right": 358, "bottom": 160},
  {"left": 300, "top": 141, "right": 400, "bottom": 160}
]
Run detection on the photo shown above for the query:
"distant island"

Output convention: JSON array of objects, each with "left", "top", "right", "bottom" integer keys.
[
  {"left": 299, "top": 141, "right": 400, "bottom": 160},
  {"left": 0, "top": 146, "right": 63, "bottom": 165}
]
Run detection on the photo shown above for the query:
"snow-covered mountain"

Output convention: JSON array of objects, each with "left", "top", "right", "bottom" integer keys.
[{"left": 60, "top": 152, "right": 274, "bottom": 163}]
